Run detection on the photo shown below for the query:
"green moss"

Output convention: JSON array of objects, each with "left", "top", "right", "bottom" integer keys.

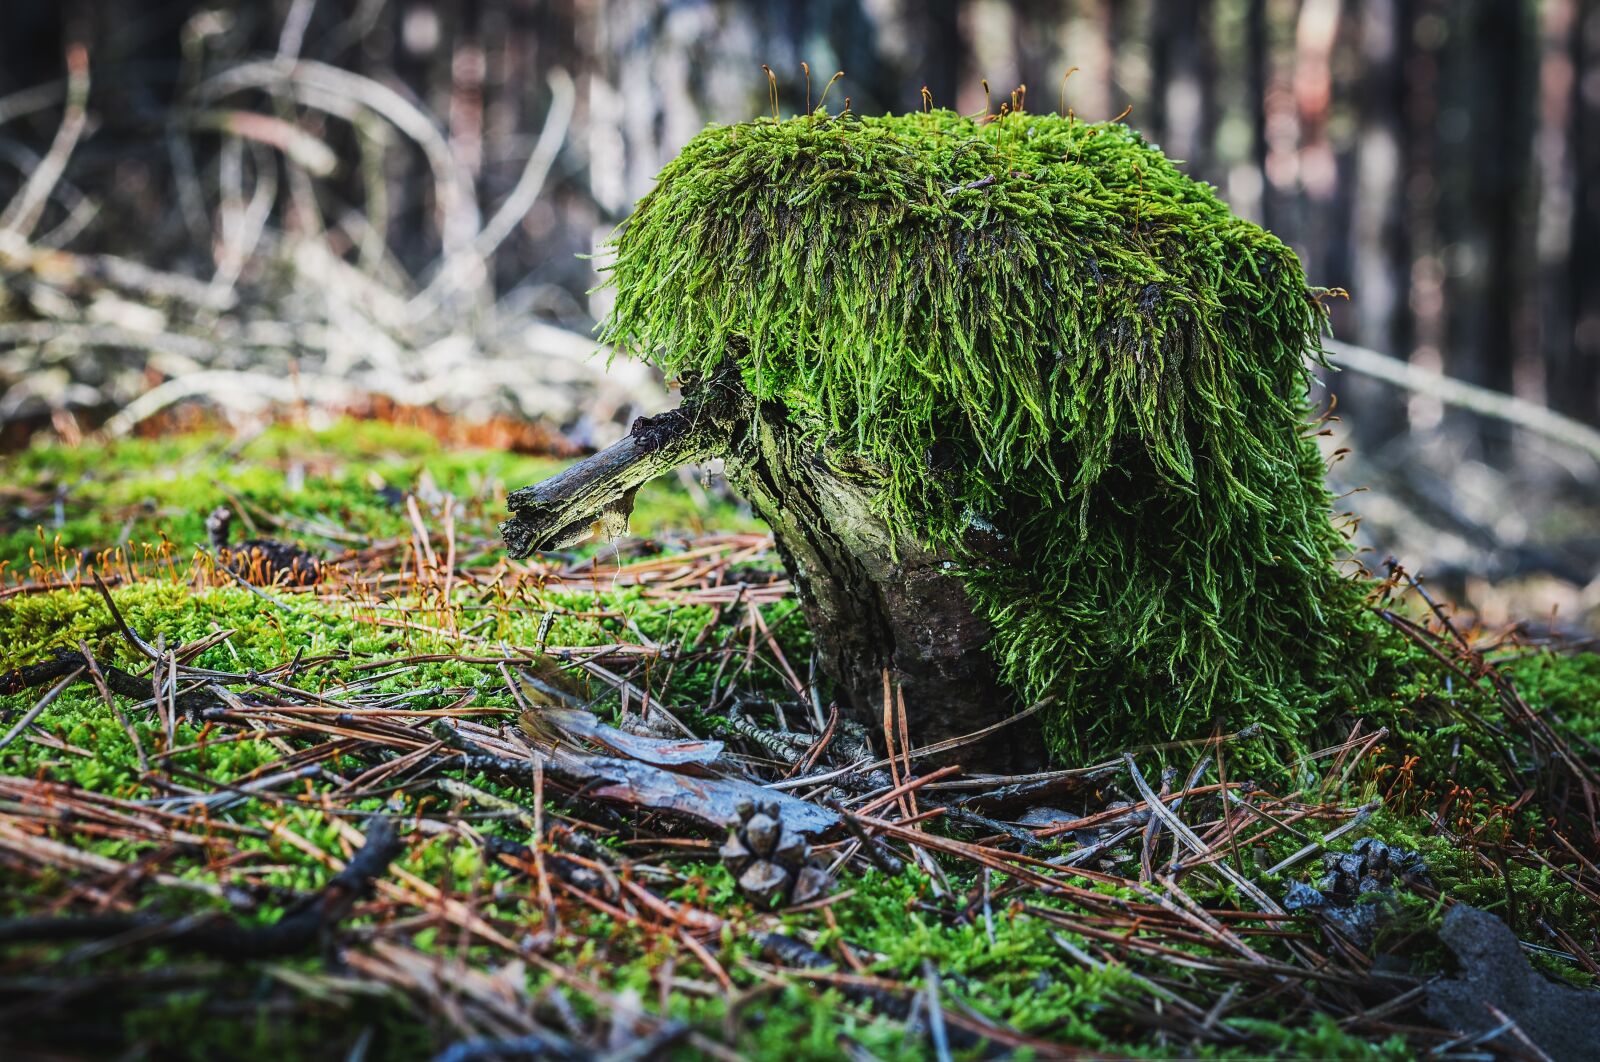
[
  {"left": 1508, "top": 649, "right": 1600, "bottom": 751},
  {"left": 0, "top": 561, "right": 1419, "bottom": 1057},
  {"left": 4, "top": 560, "right": 1591, "bottom": 1057},
  {"left": 0, "top": 417, "right": 761, "bottom": 577},
  {"left": 599, "top": 107, "right": 1370, "bottom": 757}
]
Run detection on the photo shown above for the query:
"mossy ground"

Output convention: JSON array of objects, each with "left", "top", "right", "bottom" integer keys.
[
  {"left": 0, "top": 415, "right": 760, "bottom": 575},
  {"left": 3, "top": 419, "right": 1599, "bottom": 1059}
]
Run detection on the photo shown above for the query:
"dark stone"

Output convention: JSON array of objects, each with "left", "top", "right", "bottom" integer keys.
[
  {"left": 1424, "top": 904, "right": 1600, "bottom": 1062},
  {"left": 1283, "top": 837, "right": 1428, "bottom": 948},
  {"left": 1282, "top": 881, "right": 1325, "bottom": 911}
]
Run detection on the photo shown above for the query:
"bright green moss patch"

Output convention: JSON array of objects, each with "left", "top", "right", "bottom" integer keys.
[
  {"left": 0, "top": 416, "right": 761, "bottom": 578},
  {"left": 1509, "top": 649, "right": 1600, "bottom": 752},
  {"left": 601, "top": 107, "right": 1370, "bottom": 756}
]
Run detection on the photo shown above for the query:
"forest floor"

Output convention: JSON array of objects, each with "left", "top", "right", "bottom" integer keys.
[{"left": 3, "top": 416, "right": 1600, "bottom": 1060}]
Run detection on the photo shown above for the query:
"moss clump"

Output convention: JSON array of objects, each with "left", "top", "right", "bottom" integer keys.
[{"left": 600, "top": 107, "right": 1369, "bottom": 755}]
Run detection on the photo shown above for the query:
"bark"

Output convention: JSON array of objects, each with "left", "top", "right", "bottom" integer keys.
[{"left": 501, "top": 368, "right": 1041, "bottom": 772}]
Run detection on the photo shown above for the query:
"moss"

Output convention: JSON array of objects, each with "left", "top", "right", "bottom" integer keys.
[
  {"left": 0, "top": 416, "right": 761, "bottom": 577},
  {"left": 1508, "top": 649, "right": 1600, "bottom": 751},
  {"left": 599, "top": 107, "right": 1370, "bottom": 757},
  {"left": 2, "top": 584, "right": 1590, "bottom": 1058},
  {"left": 0, "top": 556, "right": 1430, "bottom": 1058}
]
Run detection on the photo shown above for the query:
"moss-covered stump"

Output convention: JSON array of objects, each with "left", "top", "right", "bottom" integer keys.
[{"left": 504, "top": 107, "right": 1370, "bottom": 765}]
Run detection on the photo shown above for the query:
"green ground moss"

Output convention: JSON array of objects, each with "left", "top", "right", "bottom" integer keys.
[
  {"left": 600, "top": 106, "right": 1372, "bottom": 757},
  {"left": 0, "top": 416, "right": 760, "bottom": 576},
  {"left": 3, "top": 415, "right": 1598, "bottom": 1059}
]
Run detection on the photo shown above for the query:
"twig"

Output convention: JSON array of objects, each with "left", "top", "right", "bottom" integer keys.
[
  {"left": 414, "top": 69, "right": 576, "bottom": 311},
  {"left": 0, "top": 79, "right": 64, "bottom": 128},
  {"left": 196, "top": 59, "right": 479, "bottom": 262},
  {"left": 1124, "top": 754, "right": 1285, "bottom": 915},
  {"left": 0, "top": 817, "right": 402, "bottom": 957},
  {"left": 1324, "top": 338, "right": 1600, "bottom": 467},
  {"left": 1263, "top": 802, "right": 1380, "bottom": 877},
  {"left": 0, "top": 43, "right": 89, "bottom": 242},
  {"left": 0, "top": 666, "right": 84, "bottom": 751}
]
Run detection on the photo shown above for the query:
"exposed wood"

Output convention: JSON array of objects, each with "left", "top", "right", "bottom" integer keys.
[
  {"left": 501, "top": 367, "right": 745, "bottom": 555},
  {"left": 501, "top": 369, "right": 1041, "bottom": 771},
  {"left": 724, "top": 403, "right": 1035, "bottom": 772}
]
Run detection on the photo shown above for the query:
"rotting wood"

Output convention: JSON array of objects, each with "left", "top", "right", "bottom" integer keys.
[{"left": 501, "top": 364, "right": 1040, "bottom": 771}]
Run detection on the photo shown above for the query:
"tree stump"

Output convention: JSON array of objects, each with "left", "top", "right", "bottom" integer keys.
[
  {"left": 504, "top": 107, "right": 1376, "bottom": 767},
  {"left": 502, "top": 364, "right": 1036, "bottom": 770}
]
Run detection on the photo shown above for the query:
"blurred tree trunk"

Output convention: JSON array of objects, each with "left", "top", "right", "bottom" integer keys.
[
  {"left": 1248, "top": 0, "right": 1272, "bottom": 229},
  {"left": 1402, "top": 0, "right": 1447, "bottom": 421},
  {"left": 912, "top": 0, "right": 965, "bottom": 109},
  {"left": 1560, "top": 0, "right": 1600, "bottom": 424},
  {"left": 1291, "top": 0, "right": 1344, "bottom": 309},
  {"left": 1347, "top": 0, "right": 1412, "bottom": 443},
  {"left": 1441, "top": 0, "right": 1536, "bottom": 458},
  {"left": 1535, "top": 0, "right": 1578, "bottom": 422},
  {"left": 1150, "top": 0, "right": 1214, "bottom": 174}
]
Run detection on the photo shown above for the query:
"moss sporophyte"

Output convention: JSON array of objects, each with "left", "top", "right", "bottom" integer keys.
[{"left": 496, "top": 104, "right": 1396, "bottom": 763}]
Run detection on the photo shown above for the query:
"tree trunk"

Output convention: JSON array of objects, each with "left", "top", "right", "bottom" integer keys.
[
  {"left": 1562, "top": 0, "right": 1600, "bottom": 425},
  {"left": 1247, "top": 0, "right": 1271, "bottom": 229},
  {"left": 1346, "top": 0, "right": 1412, "bottom": 446},
  {"left": 1150, "top": 0, "right": 1213, "bottom": 178},
  {"left": 501, "top": 368, "right": 1041, "bottom": 772},
  {"left": 1441, "top": 0, "right": 1536, "bottom": 461}
]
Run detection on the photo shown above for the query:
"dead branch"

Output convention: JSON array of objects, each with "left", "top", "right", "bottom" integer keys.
[
  {"left": 194, "top": 58, "right": 479, "bottom": 264},
  {"left": 1325, "top": 339, "right": 1600, "bottom": 468},
  {"left": 0, "top": 43, "right": 88, "bottom": 244},
  {"left": 501, "top": 368, "right": 747, "bottom": 555},
  {"left": 0, "top": 648, "right": 221, "bottom": 719}
]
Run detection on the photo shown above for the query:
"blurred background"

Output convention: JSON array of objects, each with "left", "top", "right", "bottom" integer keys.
[{"left": 1, "top": 0, "right": 1598, "bottom": 630}]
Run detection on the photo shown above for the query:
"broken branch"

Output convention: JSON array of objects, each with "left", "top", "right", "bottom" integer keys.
[{"left": 500, "top": 368, "right": 746, "bottom": 555}]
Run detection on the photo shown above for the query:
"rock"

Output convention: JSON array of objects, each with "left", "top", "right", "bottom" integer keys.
[
  {"left": 1424, "top": 905, "right": 1600, "bottom": 1062},
  {"left": 1284, "top": 837, "right": 1428, "bottom": 948}
]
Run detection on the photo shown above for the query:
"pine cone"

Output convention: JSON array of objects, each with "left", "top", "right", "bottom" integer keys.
[
  {"left": 719, "top": 799, "right": 829, "bottom": 909},
  {"left": 206, "top": 505, "right": 323, "bottom": 587}
]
